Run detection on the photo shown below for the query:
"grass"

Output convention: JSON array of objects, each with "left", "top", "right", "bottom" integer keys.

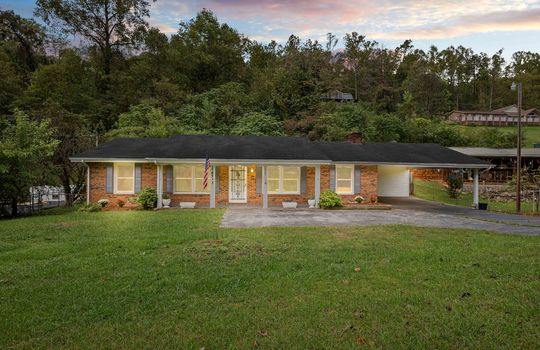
[
  {"left": 453, "top": 125, "right": 540, "bottom": 147},
  {"left": 413, "top": 179, "right": 536, "bottom": 214},
  {"left": 1, "top": 209, "right": 539, "bottom": 349}
]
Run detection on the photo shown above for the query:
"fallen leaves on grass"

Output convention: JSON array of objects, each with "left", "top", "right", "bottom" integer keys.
[
  {"left": 354, "top": 267, "right": 361, "bottom": 272},
  {"left": 356, "top": 336, "right": 366, "bottom": 345},
  {"left": 257, "top": 330, "right": 268, "bottom": 337}
]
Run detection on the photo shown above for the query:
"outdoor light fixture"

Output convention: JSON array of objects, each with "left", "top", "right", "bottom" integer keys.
[{"left": 250, "top": 167, "right": 255, "bottom": 173}]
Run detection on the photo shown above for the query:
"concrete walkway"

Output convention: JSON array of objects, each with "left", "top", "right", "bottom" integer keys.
[{"left": 221, "top": 198, "right": 540, "bottom": 235}]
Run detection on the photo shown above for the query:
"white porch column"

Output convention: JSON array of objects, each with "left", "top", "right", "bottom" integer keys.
[
  {"left": 210, "top": 165, "right": 216, "bottom": 208},
  {"left": 315, "top": 165, "right": 321, "bottom": 208},
  {"left": 157, "top": 164, "right": 163, "bottom": 208},
  {"left": 473, "top": 168, "right": 479, "bottom": 209},
  {"left": 262, "top": 165, "right": 268, "bottom": 209}
]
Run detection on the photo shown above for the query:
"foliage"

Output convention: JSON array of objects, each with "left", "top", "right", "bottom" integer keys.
[
  {"left": 106, "top": 103, "right": 186, "bottom": 138},
  {"left": 354, "top": 195, "right": 364, "bottom": 203},
  {"left": 319, "top": 190, "right": 342, "bottom": 209},
  {"left": 116, "top": 199, "right": 125, "bottom": 207},
  {"left": 161, "top": 193, "right": 170, "bottom": 200},
  {"left": 136, "top": 187, "right": 157, "bottom": 209},
  {"left": 446, "top": 173, "right": 464, "bottom": 198},
  {"left": 78, "top": 202, "right": 101, "bottom": 212},
  {"left": 97, "top": 199, "right": 109, "bottom": 208},
  {"left": 0, "top": 111, "right": 59, "bottom": 217},
  {"left": 232, "top": 112, "right": 283, "bottom": 136},
  {"left": 35, "top": 0, "right": 154, "bottom": 74}
]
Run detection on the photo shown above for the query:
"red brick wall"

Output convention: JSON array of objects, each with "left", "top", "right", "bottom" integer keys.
[
  {"left": 411, "top": 168, "right": 448, "bottom": 182},
  {"left": 88, "top": 163, "right": 379, "bottom": 208},
  {"left": 89, "top": 162, "right": 157, "bottom": 207}
]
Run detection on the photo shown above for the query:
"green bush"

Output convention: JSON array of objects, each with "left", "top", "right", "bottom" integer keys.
[
  {"left": 446, "top": 173, "right": 463, "bottom": 199},
  {"left": 78, "top": 202, "right": 101, "bottom": 212},
  {"left": 319, "top": 190, "right": 342, "bottom": 209},
  {"left": 137, "top": 187, "right": 158, "bottom": 209}
]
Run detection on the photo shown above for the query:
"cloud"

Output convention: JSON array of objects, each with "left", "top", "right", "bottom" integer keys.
[
  {"left": 371, "top": 6, "right": 540, "bottom": 40},
  {"left": 147, "top": 0, "right": 540, "bottom": 43}
]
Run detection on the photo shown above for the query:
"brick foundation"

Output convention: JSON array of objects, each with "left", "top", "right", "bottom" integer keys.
[{"left": 88, "top": 163, "right": 379, "bottom": 208}]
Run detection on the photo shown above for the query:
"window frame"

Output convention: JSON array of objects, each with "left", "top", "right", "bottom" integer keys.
[
  {"left": 173, "top": 164, "right": 210, "bottom": 194},
  {"left": 267, "top": 166, "right": 301, "bottom": 195},
  {"left": 114, "top": 162, "right": 135, "bottom": 194},
  {"left": 335, "top": 165, "right": 354, "bottom": 195}
]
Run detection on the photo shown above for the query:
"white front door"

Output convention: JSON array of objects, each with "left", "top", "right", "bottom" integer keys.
[{"left": 229, "top": 165, "right": 248, "bottom": 203}]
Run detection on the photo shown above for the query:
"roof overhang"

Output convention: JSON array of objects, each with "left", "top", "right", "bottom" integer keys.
[{"left": 70, "top": 157, "right": 489, "bottom": 168}]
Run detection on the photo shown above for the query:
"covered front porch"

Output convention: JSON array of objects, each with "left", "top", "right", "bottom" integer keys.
[{"left": 155, "top": 162, "right": 327, "bottom": 209}]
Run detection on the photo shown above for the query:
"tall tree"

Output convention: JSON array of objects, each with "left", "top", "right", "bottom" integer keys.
[
  {"left": 0, "top": 111, "right": 58, "bottom": 217},
  {"left": 35, "top": 0, "right": 154, "bottom": 75}
]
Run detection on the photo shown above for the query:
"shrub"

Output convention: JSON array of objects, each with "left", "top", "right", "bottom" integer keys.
[
  {"left": 78, "top": 202, "right": 101, "bottom": 212},
  {"left": 446, "top": 173, "right": 463, "bottom": 198},
  {"left": 97, "top": 199, "right": 109, "bottom": 207},
  {"left": 116, "top": 199, "right": 125, "bottom": 207},
  {"left": 137, "top": 187, "right": 158, "bottom": 209},
  {"left": 319, "top": 190, "right": 342, "bottom": 209},
  {"left": 354, "top": 195, "right": 364, "bottom": 203}
]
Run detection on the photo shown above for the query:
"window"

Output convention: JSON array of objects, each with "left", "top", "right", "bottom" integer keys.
[
  {"left": 115, "top": 163, "right": 135, "bottom": 194},
  {"left": 336, "top": 165, "right": 354, "bottom": 194},
  {"left": 267, "top": 166, "right": 300, "bottom": 194},
  {"left": 174, "top": 164, "right": 209, "bottom": 193}
]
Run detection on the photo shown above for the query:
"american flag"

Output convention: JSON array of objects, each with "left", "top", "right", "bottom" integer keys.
[{"left": 203, "top": 154, "right": 210, "bottom": 189}]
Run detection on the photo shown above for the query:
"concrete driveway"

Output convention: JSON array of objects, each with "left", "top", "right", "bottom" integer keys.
[{"left": 221, "top": 197, "right": 540, "bottom": 235}]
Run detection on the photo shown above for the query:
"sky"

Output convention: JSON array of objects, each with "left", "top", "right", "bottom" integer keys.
[{"left": 2, "top": 0, "right": 540, "bottom": 59}]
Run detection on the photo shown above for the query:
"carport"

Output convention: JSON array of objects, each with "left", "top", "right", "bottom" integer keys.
[{"left": 376, "top": 163, "right": 485, "bottom": 208}]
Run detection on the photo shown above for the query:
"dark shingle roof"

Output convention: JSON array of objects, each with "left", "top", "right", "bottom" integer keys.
[{"left": 72, "top": 134, "right": 487, "bottom": 167}]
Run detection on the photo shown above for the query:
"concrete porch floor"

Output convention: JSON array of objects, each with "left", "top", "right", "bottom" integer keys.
[{"left": 220, "top": 197, "right": 540, "bottom": 235}]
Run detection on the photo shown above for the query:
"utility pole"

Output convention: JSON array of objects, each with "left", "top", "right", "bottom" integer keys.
[{"left": 511, "top": 82, "right": 522, "bottom": 212}]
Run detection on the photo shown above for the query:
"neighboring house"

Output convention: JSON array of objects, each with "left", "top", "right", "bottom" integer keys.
[
  {"left": 451, "top": 147, "right": 540, "bottom": 183},
  {"left": 448, "top": 105, "right": 540, "bottom": 126},
  {"left": 29, "top": 186, "right": 68, "bottom": 204},
  {"left": 71, "top": 134, "right": 487, "bottom": 209},
  {"left": 321, "top": 90, "right": 355, "bottom": 102}
]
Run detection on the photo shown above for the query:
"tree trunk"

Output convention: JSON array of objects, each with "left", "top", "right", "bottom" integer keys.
[{"left": 11, "top": 197, "right": 18, "bottom": 218}]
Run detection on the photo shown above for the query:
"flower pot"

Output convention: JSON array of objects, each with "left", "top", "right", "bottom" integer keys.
[
  {"left": 307, "top": 199, "right": 316, "bottom": 208},
  {"left": 162, "top": 198, "right": 171, "bottom": 208},
  {"left": 180, "top": 202, "right": 196, "bottom": 209},
  {"left": 282, "top": 201, "right": 297, "bottom": 209}
]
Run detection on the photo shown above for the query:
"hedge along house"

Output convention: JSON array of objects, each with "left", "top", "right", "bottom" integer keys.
[{"left": 71, "top": 134, "right": 488, "bottom": 209}]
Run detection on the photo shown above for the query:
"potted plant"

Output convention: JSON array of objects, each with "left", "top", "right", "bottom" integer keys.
[
  {"left": 116, "top": 199, "right": 125, "bottom": 208},
  {"left": 97, "top": 198, "right": 109, "bottom": 208},
  {"left": 354, "top": 195, "right": 364, "bottom": 204},
  {"left": 369, "top": 194, "right": 378, "bottom": 203},
  {"left": 282, "top": 200, "right": 298, "bottom": 209},
  {"left": 307, "top": 196, "right": 316, "bottom": 208},
  {"left": 162, "top": 193, "right": 171, "bottom": 208}
]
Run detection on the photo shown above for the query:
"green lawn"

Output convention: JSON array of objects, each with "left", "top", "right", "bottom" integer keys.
[
  {"left": 453, "top": 125, "right": 540, "bottom": 147},
  {"left": 1, "top": 210, "right": 539, "bottom": 349},
  {"left": 413, "top": 179, "right": 536, "bottom": 213}
]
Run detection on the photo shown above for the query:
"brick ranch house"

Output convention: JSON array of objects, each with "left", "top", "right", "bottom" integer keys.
[{"left": 71, "top": 134, "right": 488, "bottom": 209}]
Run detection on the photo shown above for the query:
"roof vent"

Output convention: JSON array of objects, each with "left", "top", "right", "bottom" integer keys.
[{"left": 346, "top": 132, "right": 363, "bottom": 144}]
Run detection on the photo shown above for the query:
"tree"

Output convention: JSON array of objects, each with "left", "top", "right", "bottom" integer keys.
[
  {"left": 105, "top": 103, "right": 185, "bottom": 138},
  {"left": 16, "top": 49, "right": 98, "bottom": 206},
  {"left": 35, "top": 0, "right": 154, "bottom": 75},
  {"left": 232, "top": 112, "right": 283, "bottom": 136},
  {"left": 0, "top": 111, "right": 59, "bottom": 217}
]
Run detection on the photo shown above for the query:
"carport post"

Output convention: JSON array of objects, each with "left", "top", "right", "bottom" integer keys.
[
  {"left": 473, "top": 168, "right": 479, "bottom": 209},
  {"left": 315, "top": 165, "right": 321, "bottom": 208},
  {"left": 262, "top": 165, "right": 268, "bottom": 209}
]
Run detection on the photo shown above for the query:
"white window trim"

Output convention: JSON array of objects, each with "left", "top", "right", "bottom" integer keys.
[
  {"left": 173, "top": 164, "right": 209, "bottom": 194},
  {"left": 335, "top": 165, "right": 354, "bottom": 195},
  {"left": 267, "top": 166, "right": 301, "bottom": 195},
  {"left": 114, "top": 162, "right": 135, "bottom": 194}
]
